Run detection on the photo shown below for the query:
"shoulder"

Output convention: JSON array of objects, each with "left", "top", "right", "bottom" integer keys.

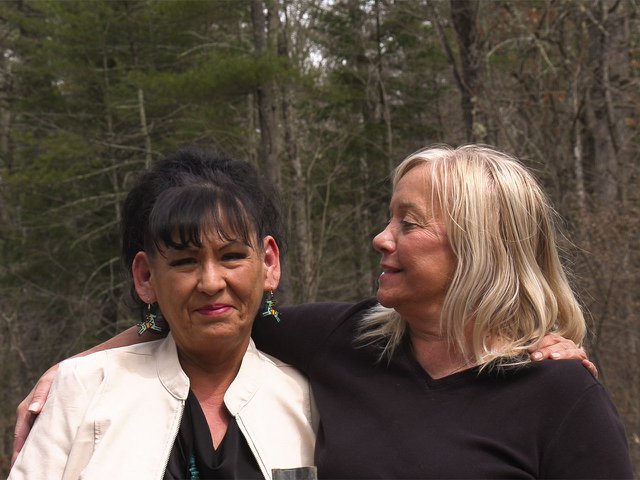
[
  {"left": 233, "top": 343, "right": 315, "bottom": 420},
  {"left": 523, "top": 362, "right": 634, "bottom": 477},
  {"left": 496, "top": 358, "right": 596, "bottom": 385},
  {"left": 247, "top": 342, "right": 312, "bottom": 403},
  {"left": 483, "top": 360, "right": 624, "bottom": 447},
  {"left": 254, "top": 346, "right": 309, "bottom": 387},
  {"left": 69, "top": 338, "right": 163, "bottom": 365},
  {"left": 517, "top": 358, "right": 598, "bottom": 388},
  {"left": 489, "top": 359, "right": 602, "bottom": 409},
  {"left": 57, "top": 339, "right": 166, "bottom": 387}
]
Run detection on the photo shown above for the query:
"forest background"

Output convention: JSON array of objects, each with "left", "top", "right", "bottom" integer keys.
[{"left": 0, "top": 0, "right": 638, "bottom": 475}]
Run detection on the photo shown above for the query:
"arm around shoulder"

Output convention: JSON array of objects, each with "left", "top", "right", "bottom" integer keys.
[
  {"left": 9, "top": 355, "right": 107, "bottom": 479},
  {"left": 11, "top": 325, "right": 156, "bottom": 466}
]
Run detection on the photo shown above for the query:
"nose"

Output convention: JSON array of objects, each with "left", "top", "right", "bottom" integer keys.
[
  {"left": 372, "top": 223, "right": 394, "bottom": 253},
  {"left": 197, "top": 262, "right": 225, "bottom": 294}
]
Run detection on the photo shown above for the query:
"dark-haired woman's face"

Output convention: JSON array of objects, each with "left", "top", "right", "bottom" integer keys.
[{"left": 133, "top": 230, "right": 280, "bottom": 364}]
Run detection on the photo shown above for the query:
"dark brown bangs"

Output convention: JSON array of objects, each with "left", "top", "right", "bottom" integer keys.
[{"left": 146, "top": 184, "right": 255, "bottom": 253}]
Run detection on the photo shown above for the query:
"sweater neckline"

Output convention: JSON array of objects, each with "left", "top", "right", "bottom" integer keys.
[{"left": 400, "top": 336, "right": 482, "bottom": 389}]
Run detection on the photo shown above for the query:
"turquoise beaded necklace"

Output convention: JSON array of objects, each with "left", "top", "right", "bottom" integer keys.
[{"left": 188, "top": 453, "right": 199, "bottom": 480}]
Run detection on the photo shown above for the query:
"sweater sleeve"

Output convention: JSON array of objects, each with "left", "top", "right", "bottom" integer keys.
[
  {"left": 251, "top": 300, "right": 367, "bottom": 372},
  {"left": 541, "top": 382, "right": 634, "bottom": 479},
  {"left": 8, "top": 357, "right": 104, "bottom": 479}
]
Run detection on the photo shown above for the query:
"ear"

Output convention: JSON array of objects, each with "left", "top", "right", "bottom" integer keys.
[
  {"left": 132, "top": 251, "right": 157, "bottom": 304},
  {"left": 262, "top": 236, "right": 281, "bottom": 292}
]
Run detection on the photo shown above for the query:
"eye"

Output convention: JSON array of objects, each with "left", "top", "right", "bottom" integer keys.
[
  {"left": 222, "top": 251, "right": 248, "bottom": 261},
  {"left": 168, "top": 257, "right": 197, "bottom": 267},
  {"left": 400, "top": 219, "right": 417, "bottom": 230}
]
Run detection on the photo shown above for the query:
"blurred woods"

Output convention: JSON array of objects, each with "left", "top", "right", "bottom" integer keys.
[{"left": 0, "top": 0, "right": 638, "bottom": 474}]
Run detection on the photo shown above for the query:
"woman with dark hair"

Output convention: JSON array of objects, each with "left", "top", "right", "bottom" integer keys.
[{"left": 9, "top": 148, "right": 316, "bottom": 479}]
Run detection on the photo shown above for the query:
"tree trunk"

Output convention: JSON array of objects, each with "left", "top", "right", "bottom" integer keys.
[
  {"left": 138, "top": 88, "right": 152, "bottom": 169},
  {"left": 278, "top": 0, "right": 314, "bottom": 303},
  {"left": 585, "top": 0, "right": 618, "bottom": 207},
  {"left": 450, "top": 0, "right": 481, "bottom": 142},
  {"left": 250, "top": 0, "right": 281, "bottom": 187}
]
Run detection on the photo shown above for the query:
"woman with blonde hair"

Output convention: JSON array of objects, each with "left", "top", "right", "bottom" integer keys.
[
  {"left": 14, "top": 144, "right": 630, "bottom": 478},
  {"left": 253, "top": 144, "right": 631, "bottom": 477}
]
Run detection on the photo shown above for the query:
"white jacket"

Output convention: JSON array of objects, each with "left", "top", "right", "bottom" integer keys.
[{"left": 9, "top": 334, "right": 317, "bottom": 480}]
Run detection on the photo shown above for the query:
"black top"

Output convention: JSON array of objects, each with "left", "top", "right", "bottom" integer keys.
[
  {"left": 165, "top": 390, "right": 263, "bottom": 480},
  {"left": 252, "top": 298, "right": 634, "bottom": 479}
]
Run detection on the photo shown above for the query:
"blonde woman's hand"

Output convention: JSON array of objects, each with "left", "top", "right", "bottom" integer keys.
[
  {"left": 11, "top": 363, "right": 59, "bottom": 466},
  {"left": 11, "top": 325, "right": 147, "bottom": 465},
  {"left": 528, "top": 333, "right": 598, "bottom": 379}
]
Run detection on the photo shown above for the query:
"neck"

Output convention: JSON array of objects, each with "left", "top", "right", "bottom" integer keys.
[
  {"left": 408, "top": 324, "right": 476, "bottom": 380},
  {"left": 177, "top": 341, "right": 248, "bottom": 448},
  {"left": 189, "top": 379, "right": 232, "bottom": 448},
  {"left": 178, "top": 340, "right": 246, "bottom": 395}
]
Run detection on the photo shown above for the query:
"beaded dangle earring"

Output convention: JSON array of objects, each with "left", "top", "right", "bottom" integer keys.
[
  {"left": 137, "top": 303, "right": 164, "bottom": 335},
  {"left": 261, "top": 290, "right": 281, "bottom": 322}
]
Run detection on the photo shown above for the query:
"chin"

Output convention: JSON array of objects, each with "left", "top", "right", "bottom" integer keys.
[{"left": 376, "top": 291, "right": 396, "bottom": 308}]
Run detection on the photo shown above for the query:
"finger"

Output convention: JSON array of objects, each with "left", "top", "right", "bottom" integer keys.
[
  {"left": 528, "top": 333, "right": 577, "bottom": 352},
  {"left": 28, "top": 363, "right": 59, "bottom": 412},
  {"left": 11, "top": 408, "right": 36, "bottom": 466},
  {"left": 549, "top": 347, "right": 588, "bottom": 361},
  {"left": 582, "top": 359, "right": 599, "bottom": 379},
  {"left": 28, "top": 381, "right": 52, "bottom": 413},
  {"left": 530, "top": 346, "right": 587, "bottom": 362},
  {"left": 10, "top": 364, "right": 59, "bottom": 466}
]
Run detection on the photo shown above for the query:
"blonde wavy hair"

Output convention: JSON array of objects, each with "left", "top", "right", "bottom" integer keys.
[{"left": 358, "top": 144, "right": 586, "bottom": 367}]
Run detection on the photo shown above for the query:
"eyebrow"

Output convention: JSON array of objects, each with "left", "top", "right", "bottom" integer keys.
[
  {"left": 219, "top": 239, "right": 252, "bottom": 250},
  {"left": 390, "top": 201, "right": 421, "bottom": 213},
  {"left": 170, "top": 238, "right": 248, "bottom": 250}
]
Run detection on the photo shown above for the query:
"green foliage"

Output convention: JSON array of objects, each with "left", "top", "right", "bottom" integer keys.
[{"left": 0, "top": 0, "right": 638, "bottom": 474}]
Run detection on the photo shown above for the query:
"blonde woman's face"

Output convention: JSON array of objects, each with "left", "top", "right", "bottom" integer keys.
[{"left": 372, "top": 164, "right": 456, "bottom": 324}]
